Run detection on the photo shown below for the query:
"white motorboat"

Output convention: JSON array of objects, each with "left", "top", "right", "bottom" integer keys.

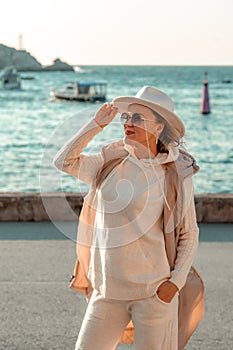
[
  {"left": 50, "top": 81, "right": 107, "bottom": 102},
  {"left": 0, "top": 66, "right": 21, "bottom": 90}
]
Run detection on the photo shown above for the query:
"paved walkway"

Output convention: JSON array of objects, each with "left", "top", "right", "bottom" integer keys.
[{"left": 0, "top": 222, "right": 233, "bottom": 350}]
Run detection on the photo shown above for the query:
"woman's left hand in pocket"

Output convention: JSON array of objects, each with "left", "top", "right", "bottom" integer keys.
[{"left": 156, "top": 281, "right": 179, "bottom": 303}]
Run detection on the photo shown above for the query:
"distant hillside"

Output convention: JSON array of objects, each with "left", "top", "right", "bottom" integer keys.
[
  {"left": 0, "top": 44, "right": 42, "bottom": 71},
  {"left": 0, "top": 44, "right": 74, "bottom": 72}
]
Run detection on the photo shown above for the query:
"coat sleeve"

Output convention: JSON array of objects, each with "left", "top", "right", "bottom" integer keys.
[
  {"left": 53, "top": 119, "right": 104, "bottom": 185},
  {"left": 168, "top": 177, "right": 199, "bottom": 291}
]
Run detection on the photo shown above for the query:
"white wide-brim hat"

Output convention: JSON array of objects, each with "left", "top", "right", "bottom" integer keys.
[{"left": 112, "top": 86, "right": 185, "bottom": 137}]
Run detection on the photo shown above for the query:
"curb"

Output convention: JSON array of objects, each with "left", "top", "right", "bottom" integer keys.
[{"left": 0, "top": 192, "right": 232, "bottom": 223}]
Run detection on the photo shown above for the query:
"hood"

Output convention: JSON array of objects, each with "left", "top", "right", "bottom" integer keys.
[
  {"left": 123, "top": 139, "right": 180, "bottom": 166},
  {"left": 101, "top": 139, "right": 199, "bottom": 178}
]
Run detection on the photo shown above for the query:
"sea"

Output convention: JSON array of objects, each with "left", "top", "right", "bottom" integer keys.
[{"left": 0, "top": 65, "right": 232, "bottom": 194}]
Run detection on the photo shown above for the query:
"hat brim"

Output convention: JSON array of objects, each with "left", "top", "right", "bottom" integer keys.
[{"left": 112, "top": 96, "right": 185, "bottom": 137}]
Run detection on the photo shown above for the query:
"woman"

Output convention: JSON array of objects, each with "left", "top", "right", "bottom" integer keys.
[{"left": 54, "top": 86, "right": 202, "bottom": 350}]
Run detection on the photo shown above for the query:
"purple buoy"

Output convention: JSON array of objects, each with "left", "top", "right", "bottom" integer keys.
[{"left": 200, "top": 72, "right": 211, "bottom": 114}]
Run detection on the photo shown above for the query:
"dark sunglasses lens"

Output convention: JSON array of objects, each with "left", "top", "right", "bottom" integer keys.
[{"left": 132, "top": 113, "right": 143, "bottom": 125}]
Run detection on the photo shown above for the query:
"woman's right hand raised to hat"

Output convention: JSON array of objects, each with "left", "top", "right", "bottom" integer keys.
[{"left": 93, "top": 103, "right": 118, "bottom": 128}]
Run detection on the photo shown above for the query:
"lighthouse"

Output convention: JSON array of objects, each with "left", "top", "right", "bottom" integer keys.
[
  {"left": 18, "top": 34, "right": 23, "bottom": 50},
  {"left": 200, "top": 71, "right": 211, "bottom": 114}
]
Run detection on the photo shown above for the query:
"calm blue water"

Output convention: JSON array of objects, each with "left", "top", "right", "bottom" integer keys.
[{"left": 0, "top": 66, "right": 232, "bottom": 194}]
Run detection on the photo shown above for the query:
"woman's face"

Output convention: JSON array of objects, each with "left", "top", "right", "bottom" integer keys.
[{"left": 123, "top": 104, "right": 163, "bottom": 146}]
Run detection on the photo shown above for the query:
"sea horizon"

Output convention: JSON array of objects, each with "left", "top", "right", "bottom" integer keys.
[{"left": 1, "top": 65, "right": 232, "bottom": 194}]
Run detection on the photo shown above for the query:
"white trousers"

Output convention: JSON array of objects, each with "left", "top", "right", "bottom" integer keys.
[{"left": 75, "top": 289, "right": 178, "bottom": 350}]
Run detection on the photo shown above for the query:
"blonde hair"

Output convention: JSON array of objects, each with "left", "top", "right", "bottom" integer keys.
[{"left": 151, "top": 109, "right": 183, "bottom": 153}]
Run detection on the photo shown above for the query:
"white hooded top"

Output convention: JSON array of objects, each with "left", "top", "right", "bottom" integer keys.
[{"left": 54, "top": 119, "right": 199, "bottom": 299}]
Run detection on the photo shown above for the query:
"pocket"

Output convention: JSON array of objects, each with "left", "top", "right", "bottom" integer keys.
[{"left": 154, "top": 280, "right": 173, "bottom": 305}]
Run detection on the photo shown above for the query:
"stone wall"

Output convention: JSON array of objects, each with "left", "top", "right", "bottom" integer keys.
[
  {"left": 195, "top": 193, "right": 233, "bottom": 223},
  {"left": 0, "top": 193, "right": 232, "bottom": 223}
]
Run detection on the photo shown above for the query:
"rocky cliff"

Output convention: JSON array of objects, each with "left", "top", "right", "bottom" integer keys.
[
  {"left": 43, "top": 58, "right": 74, "bottom": 71},
  {"left": 0, "top": 44, "right": 74, "bottom": 71}
]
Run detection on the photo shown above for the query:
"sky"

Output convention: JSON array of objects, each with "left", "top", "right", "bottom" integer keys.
[{"left": 1, "top": 0, "right": 233, "bottom": 66}]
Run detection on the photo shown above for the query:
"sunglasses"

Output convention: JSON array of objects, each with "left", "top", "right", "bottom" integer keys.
[{"left": 120, "top": 112, "right": 155, "bottom": 126}]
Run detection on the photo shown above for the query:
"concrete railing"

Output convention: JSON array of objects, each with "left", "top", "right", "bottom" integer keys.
[{"left": 0, "top": 192, "right": 232, "bottom": 223}]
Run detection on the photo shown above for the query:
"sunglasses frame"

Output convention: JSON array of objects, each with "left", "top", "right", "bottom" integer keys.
[{"left": 120, "top": 112, "right": 155, "bottom": 126}]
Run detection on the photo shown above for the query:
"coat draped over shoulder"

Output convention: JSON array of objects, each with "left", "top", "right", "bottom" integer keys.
[{"left": 69, "top": 142, "right": 204, "bottom": 350}]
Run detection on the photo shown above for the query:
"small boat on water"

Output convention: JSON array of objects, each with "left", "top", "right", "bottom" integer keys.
[
  {"left": 0, "top": 66, "right": 21, "bottom": 90},
  {"left": 222, "top": 79, "right": 232, "bottom": 84},
  {"left": 50, "top": 81, "right": 107, "bottom": 102}
]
